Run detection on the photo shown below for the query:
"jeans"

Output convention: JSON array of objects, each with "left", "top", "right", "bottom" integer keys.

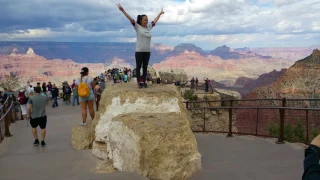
[
  {"left": 135, "top": 52, "right": 150, "bottom": 83},
  {"left": 52, "top": 96, "right": 58, "bottom": 107},
  {"left": 73, "top": 95, "right": 79, "bottom": 105}
]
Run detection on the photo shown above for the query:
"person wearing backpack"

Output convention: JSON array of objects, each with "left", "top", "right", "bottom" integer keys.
[
  {"left": 18, "top": 89, "right": 29, "bottom": 121},
  {"left": 75, "top": 67, "right": 95, "bottom": 126}
]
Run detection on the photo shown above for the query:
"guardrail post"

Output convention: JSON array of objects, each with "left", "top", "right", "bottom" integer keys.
[
  {"left": 4, "top": 104, "right": 12, "bottom": 137},
  {"left": 306, "top": 109, "right": 309, "bottom": 143},
  {"left": 186, "top": 101, "right": 189, "bottom": 109},
  {"left": 276, "top": 98, "right": 286, "bottom": 144},
  {"left": 255, "top": 108, "right": 259, "bottom": 136},
  {"left": 227, "top": 99, "right": 233, "bottom": 137},
  {"left": 8, "top": 98, "right": 15, "bottom": 123},
  {"left": 203, "top": 109, "right": 206, "bottom": 132}
]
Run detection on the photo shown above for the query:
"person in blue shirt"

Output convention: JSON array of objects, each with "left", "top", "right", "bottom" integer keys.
[{"left": 124, "top": 72, "right": 129, "bottom": 83}]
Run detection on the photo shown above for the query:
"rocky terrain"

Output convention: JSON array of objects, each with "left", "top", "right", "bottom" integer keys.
[
  {"left": 1, "top": 42, "right": 317, "bottom": 91},
  {"left": 153, "top": 50, "right": 291, "bottom": 86},
  {"left": 246, "top": 49, "right": 320, "bottom": 100},
  {"left": 251, "top": 46, "right": 320, "bottom": 62},
  {"left": 0, "top": 48, "right": 105, "bottom": 87}
]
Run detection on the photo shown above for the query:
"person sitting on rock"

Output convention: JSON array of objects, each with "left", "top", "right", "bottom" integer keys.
[{"left": 117, "top": 3, "right": 164, "bottom": 88}]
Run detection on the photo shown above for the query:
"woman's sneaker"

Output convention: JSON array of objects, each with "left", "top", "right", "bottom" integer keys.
[
  {"left": 143, "top": 83, "right": 148, "bottom": 88},
  {"left": 41, "top": 141, "right": 46, "bottom": 147},
  {"left": 80, "top": 122, "right": 87, "bottom": 126},
  {"left": 33, "top": 139, "right": 39, "bottom": 146}
]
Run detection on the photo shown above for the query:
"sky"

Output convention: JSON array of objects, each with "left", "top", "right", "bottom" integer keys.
[{"left": 0, "top": 0, "right": 319, "bottom": 49}]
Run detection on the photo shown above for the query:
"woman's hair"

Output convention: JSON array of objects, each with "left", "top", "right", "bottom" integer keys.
[
  {"left": 137, "top": 15, "right": 147, "bottom": 25},
  {"left": 80, "top": 67, "right": 89, "bottom": 77}
]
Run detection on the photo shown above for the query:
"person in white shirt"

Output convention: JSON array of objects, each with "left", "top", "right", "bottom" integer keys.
[{"left": 117, "top": 3, "right": 164, "bottom": 88}]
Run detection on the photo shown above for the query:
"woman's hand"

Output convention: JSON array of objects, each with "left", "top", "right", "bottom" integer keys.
[
  {"left": 159, "top": 8, "right": 164, "bottom": 15},
  {"left": 116, "top": 3, "right": 124, "bottom": 12}
]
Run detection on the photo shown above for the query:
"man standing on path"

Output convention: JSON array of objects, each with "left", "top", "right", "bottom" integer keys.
[
  {"left": 27, "top": 87, "right": 48, "bottom": 147},
  {"left": 51, "top": 84, "right": 59, "bottom": 108}
]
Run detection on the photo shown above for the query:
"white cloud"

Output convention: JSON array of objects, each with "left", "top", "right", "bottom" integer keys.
[{"left": 0, "top": 0, "right": 319, "bottom": 48}]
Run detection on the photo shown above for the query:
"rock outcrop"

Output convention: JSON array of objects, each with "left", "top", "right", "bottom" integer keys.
[
  {"left": 158, "top": 69, "right": 188, "bottom": 83},
  {"left": 187, "top": 92, "right": 238, "bottom": 132},
  {"left": 91, "top": 83, "right": 201, "bottom": 180},
  {"left": 153, "top": 50, "right": 292, "bottom": 85},
  {"left": 246, "top": 50, "right": 320, "bottom": 100},
  {"left": 0, "top": 50, "right": 105, "bottom": 87},
  {"left": 72, "top": 121, "right": 95, "bottom": 150}
]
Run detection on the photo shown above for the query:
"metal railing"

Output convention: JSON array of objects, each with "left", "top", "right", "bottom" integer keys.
[
  {"left": 185, "top": 98, "right": 320, "bottom": 144},
  {"left": 0, "top": 97, "right": 14, "bottom": 143}
]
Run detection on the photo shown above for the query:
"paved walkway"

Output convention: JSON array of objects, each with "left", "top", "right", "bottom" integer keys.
[{"left": 0, "top": 99, "right": 305, "bottom": 180}]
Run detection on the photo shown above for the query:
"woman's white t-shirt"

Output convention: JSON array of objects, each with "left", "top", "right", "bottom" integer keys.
[{"left": 132, "top": 21, "right": 155, "bottom": 52}]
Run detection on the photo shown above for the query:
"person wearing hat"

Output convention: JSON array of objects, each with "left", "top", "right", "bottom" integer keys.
[{"left": 75, "top": 67, "right": 95, "bottom": 126}]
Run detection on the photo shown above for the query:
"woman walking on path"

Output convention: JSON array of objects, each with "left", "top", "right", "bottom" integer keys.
[
  {"left": 117, "top": 3, "right": 164, "bottom": 88},
  {"left": 75, "top": 67, "right": 95, "bottom": 126}
]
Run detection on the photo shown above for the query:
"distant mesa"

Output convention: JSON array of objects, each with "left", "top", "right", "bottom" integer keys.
[
  {"left": 245, "top": 50, "right": 320, "bottom": 99},
  {"left": 312, "top": 49, "right": 320, "bottom": 57},
  {"left": 26, "top": 48, "right": 35, "bottom": 56}
]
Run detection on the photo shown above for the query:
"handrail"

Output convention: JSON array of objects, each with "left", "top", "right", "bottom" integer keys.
[
  {"left": 0, "top": 100, "right": 13, "bottom": 122},
  {"left": 184, "top": 98, "right": 320, "bottom": 145},
  {"left": 0, "top": 96, "right": 10, "bottom": 109},
  {"left": 184, "top": 98, "right": 320, "bottom": 103},
  {"left": 187, "top": 106, "right": 320, "bottom": 111}
]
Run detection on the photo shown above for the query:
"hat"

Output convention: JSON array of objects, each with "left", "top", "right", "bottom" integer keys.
[{"left": 80, "top": 67, "right": 89, "bottom": 74}]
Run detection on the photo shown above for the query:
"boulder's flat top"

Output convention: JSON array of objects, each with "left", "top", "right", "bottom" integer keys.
[
  {"left": 0, "top": 98, "right": 304, "bottom": 180},
  {"left": 108, "top": 82, "right": 179, "bottom": 94}
]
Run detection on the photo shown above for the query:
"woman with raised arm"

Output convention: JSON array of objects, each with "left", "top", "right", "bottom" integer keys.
[{"left": 117, "top": 3, "right": 164, "bottom": 88}]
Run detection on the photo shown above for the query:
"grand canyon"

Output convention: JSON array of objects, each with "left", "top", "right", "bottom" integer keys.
[{"left": 0, "top": 42, "right": 319, "bottom": 96}]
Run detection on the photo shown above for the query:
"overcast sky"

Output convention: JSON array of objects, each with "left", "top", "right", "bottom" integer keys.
[{"left": 0, "top": 0, "right": 319, "bottom": 49}]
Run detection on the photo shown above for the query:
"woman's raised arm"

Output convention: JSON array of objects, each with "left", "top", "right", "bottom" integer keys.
[
  {"left": 117, "top": 3, "right": 134, "bottom": 22},
  {"left": 153, "top": 9, "right": 165, "bottom": 24}
]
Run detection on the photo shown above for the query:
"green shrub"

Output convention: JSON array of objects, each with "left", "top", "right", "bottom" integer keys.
[
  {"left": 293, "top": 120, "right": 305, "bottom": 141},
  {"left": 268, "top": 122, "right": 279, "bottom": 137},
  {"left": 268, "top": 121, "right": 305, "bottom": 141},
  {"left": 183, "top": 89, "right": 198, "bottom": 101}
]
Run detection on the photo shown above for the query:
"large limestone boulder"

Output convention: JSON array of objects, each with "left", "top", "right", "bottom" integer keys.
[
  {"left": 109, "top": 113, "right": 201, "bottom": 179},
  {"left": 197, "top": 92, "right": 221, "bottom": 107},
  {"left": 214, "top": 88, "right": 241, "bottom": 106},
  {"left": 72, "top": 121, "right": 95, "bottom": 150},
  {"left": 158, "top": 69, "right": 188, "bottom": 83},
  {"left": 92, "top": 83, "right": 201, "bottom": 180}
]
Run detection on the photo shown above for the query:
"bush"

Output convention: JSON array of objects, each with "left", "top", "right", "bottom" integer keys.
[
  {"left": 293, "top": 120, "right": 305, "bottom": 141},
  {"left": 268, "top": 122, "right": 279, "bottom": 137},
  {"left": 268, "top": 121, "right": 306, "bottom": 141},
  {"left": 183, "top": 89, "right": 198, "bottom": 101}
]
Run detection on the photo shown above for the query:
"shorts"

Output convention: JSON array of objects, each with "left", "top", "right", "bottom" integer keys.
[
  {"left": 79, "top": 92, "right": 95, "bottom": 103},
  {"left": 46, "top": 91, "right": 52, "bottom": 98},
  {"left": 20, "top": 104, "right": 28, "bottom": 115},
  {"left": 30, "top": 116, "right": 47, "bottom": 129}
]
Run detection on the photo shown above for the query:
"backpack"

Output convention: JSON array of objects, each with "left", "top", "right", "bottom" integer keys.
[
  {"left": 18, "top": 92, "right": 28, "bottom": 104},
  {"left": 78, "top": 77, "right": 90, "bottom": 98}
]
